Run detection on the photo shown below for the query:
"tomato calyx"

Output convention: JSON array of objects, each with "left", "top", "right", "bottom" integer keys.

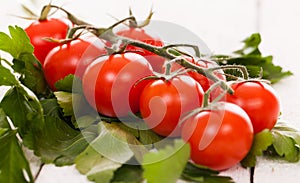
[
  {"left": 124, "top": 7, "right": 154, "bottom": 28},
  {"left": 42, "top": 31, "right": 82, "bottom": 45},
  {"left": 39, "top": 4, "right": 91, "bottom": 25},
  {"left": 179, "top": 80, "right": 230, "bottom": 126}
]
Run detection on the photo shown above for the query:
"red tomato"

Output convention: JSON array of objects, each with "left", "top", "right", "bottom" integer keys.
[
  {"left": 25, "top": 18, "right": 71, "bottom": 65},
  {"left": 82, "top": 52, "right": 153, "bottom": 117},
  {"left": 181, "top": 102, "right": 253, "bottom": 171},
  {"left": 226, "top": 81, "right": 280, "bottom": 133},
  {"left": 116, "top": 28, "right": 165, "bottom": 72},
  {"left": 139, "top": 75, "right": 204, "bottom": 137},
  {"left": 43, "top": 39, "right": 106, "bottom": 90},
  {"left": 166, "top": 57, "right": 226, "bottom": 100}
]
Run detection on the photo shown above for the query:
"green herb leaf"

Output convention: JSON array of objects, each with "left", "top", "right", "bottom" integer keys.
[
  {"left": 0, "top": 63, "right": 19, "bottom": 86},
  {"left": 12, "top": 54, "right": 48, "bottom": 96},
  {"left": 0, "top": 108, "right": 33, "bottom": 183},
  {"left": 142, "top": 139, "right": 190, "bottom": 183},
  {"left": 0, "top": 129, "right": 34, "bottom": 183},
  {"left": 269, "top": 122, "right": 300, "bottom": 162},
  {"left": 54, "top": 91, "right": 75, "bottom": 117},
  {"left": 241, "top": 129, "right": 273, "bottom": 167},
  {"left": 89, "top": 122, "right": 145, "bottom": 164},
  {"left": 75, "top": 146, "right": 122, "bottom": 183},
  {"left": 0, "top": 26, "right": 48, "bottom": 95},
  {"left": 33, "top": 105, "right": 96, "bottom": 166},
  {"left": 272, "top": 122, "right": 300, "bottom": 145},
  {"left": 0, "top": 108, "right": 10, "bottom": 128},
  {"left": 111, "top": 164, "right": 144, "bottom": 183},
  {"left": 25, "top": 98, "right": 96, "bottom": 166},
  {"left": 75, "top": 120, "right": 149, "bottom": 183},
  {"left": 117, "top": 121, "right": 163, "bottom": 146},
  {"left": 76, "top": 114, "right": 99, "bottom": 129},
  {"left": 55, "top": 74, "right": 83, "bottom": 93},
  {"left": 0, "top": 25, "right": 33, "bottom": 58},
  {"left": 40, "top": 98, "right": 63, "bottom": 118},
  {"left": 213, "top": 33, "right": 292, "bottom": 83},
  {"left": 54, "top": 91, "right": 95, "bottom": 128},
  {"left": 0, "top": 86, "right": 44, "bottom": 149},
  {"left": 181, "top": 162, "right": 234, "bottom": 183}
]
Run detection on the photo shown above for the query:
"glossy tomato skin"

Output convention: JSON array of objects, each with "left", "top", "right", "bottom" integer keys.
[
  {"left": 43, "top": 39, "right": 106, "bottom": 90},
  {"left": 25, "top": 18, "right": 71, "bottom": 65},
  {"left": 139, "top": 75, "right": 204, "bottom": 137},
  {"left": 116, "top": 28, "right": 165, "bottom": 72},
  {"left": 226, "top": 81, "right": 280, "bottom": 134},
  {"left": 181, "top": 102, "right": 253, "bottom": 171},
  {"left": 82, "top": 52, "right": 153, "bottom": 117}
]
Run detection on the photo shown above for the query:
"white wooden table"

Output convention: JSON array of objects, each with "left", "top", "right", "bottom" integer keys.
[{"left": 1, "top": 0, "right": 300, "bottom": 182}]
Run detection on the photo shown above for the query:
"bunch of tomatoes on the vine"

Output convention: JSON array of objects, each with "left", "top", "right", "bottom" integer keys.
[{"left": 24, "top": 5, "right": 280, "bottom": 171}]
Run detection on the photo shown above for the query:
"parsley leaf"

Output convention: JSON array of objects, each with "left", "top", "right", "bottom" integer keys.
[
  {"left": 0, "top": 62, "right": 19, "bottom": 86},
  {"left": 0, "top": 129, "right": 34, "bottom": 183},
  {"left": 117, "top": 121, "right": 163, "bottom": 146},
  {"left": 241, "top": 130, "right": 273, "bottom": 167},
  {"left": 88, "top": 122, "right": 145, "bottom": 164},
  {"left": 0, "top": 26, "right": 33, "bottom": 58},
  {"left": 33, "top": 99, "right": 97, "bottom": 166},
  {"left": 269, "top": 122, "right": 300, "bottom": 162},
  {"left": 75, "top": 145, "right": 122, "bottom": 183},
  {"left": 55, "top": 74, "right": 83, "bottom": 93},
  {"left": 212, "top": 33, "right": 292, "bottom": 83},
  {"left": 75, "top": 121, "right": 149, "bottom": 183},
  {"left": 12, "top": 54, "right": 48, "bottom": 96},
  {"left": 111, "top": 164, "right": 144, "bottom": 183},
  {"left": 142, "top": 139, "right": 190, "bottom": 183},
  {"left": 0, "top": 108, "right": 10, "bottom": 128},
  {"left": 54, "top": 91, "right": 96, "bottom": 128},
  {"left": 0, "top": 26, "right": 48, "bottom": 96},
  {"left": 0, "top": 108, "right": 34, "bottom": 183},
  {"left": 0, "top": 86, "right": 44, "bottom": 149},
  {"left": 181, "top": 162, "right": 234, "bottom": 183}
]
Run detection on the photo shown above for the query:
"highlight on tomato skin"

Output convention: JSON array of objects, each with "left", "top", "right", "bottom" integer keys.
[
  {"left": 181, "top": 102, "right": 254, "bottom": 171},
  {"left": 139, "top": 75, "right": 204, "bottom": 137},
  {"left": 82, "top": 52, "right": 154, "bottom": 118},
  {"left": 43, "top": 39, "right": 107, "bottom": 90},
  {"left": 226, "top": 81, "right": 280, "bottom": 134},
  {"left": 25, "top": 18, "right": 72, "bottom": 65}
]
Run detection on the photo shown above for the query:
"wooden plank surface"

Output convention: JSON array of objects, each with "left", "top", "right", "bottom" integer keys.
[{"left": 1, "top": 0, "right": 300, "bottom": 182}]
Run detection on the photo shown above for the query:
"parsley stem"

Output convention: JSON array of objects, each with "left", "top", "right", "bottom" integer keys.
[
  {"left": 0, "top": 57, "right": 13, "bottom": 67},
  {"left": 34, "top": 163, "right": 45, "bottom": 181}
]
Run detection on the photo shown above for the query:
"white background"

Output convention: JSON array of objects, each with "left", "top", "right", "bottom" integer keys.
[{"left": 1, "top": 0, "right": 300, "bottom": 182}]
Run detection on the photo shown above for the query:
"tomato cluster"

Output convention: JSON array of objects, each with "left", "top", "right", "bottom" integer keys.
[{"left": 25, "top": 14, "right": 280, "bottom": 171}]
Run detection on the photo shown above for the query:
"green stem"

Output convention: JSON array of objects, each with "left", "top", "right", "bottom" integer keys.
[
  {"left": 66, "top": 25, "right": 89, "bottom": 39},
  {"left": 100, "top": 34, "right": 234, "bottom": 94},
  {"left": 0, "top": 58, "right": 13, "bottom": 67},
  {"left": 163, "top": 44, "right": 201, "bottom": 57},
  {"left": 202, "top": 81, "right": 222, "bottom": 108},
  {"left": 34, "top": 163, "right": 45, "bottom": 181},
  {"left": 41, "top": 4, "right": 91, "bottom": 25},
  {"left": 208, "top": 65, "right": 249, "bottom": 80}
]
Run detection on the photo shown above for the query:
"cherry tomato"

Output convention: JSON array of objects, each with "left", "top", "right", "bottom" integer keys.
[
  {"left": 82, "top": 52, "right": 153, "bottom": 117},
  {"left": 139, "top": 75, "right": 204, "bottom": 137},
  {"left": 116, "top": 28, "right": 165, "bottom": 72},
  {"left": 226, "top": 81, "right": 280, "bottom": 133},
  {"left": 181, "top": 102, "right": 253, "bottom": 171},
  {"left": 25, "top": 18, "right": 71, "bottom": 65},
  {"left": 43, "top": 39, "right": 106, "bottom": 90}
]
